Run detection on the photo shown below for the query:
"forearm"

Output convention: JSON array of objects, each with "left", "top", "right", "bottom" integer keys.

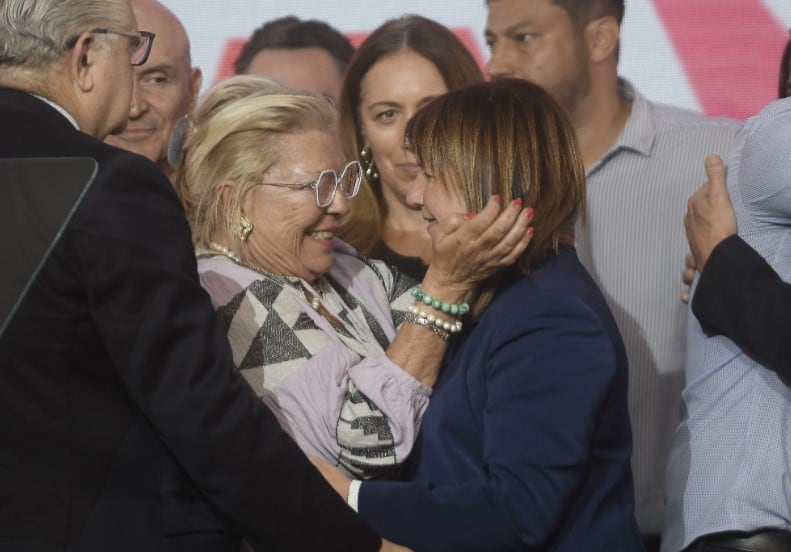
[{"left": 386, "top": 265, "right": 470, "bottom": 387}]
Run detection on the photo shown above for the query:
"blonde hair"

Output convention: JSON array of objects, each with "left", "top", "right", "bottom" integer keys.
[
  {"left": 406, "top": 78, "right": 586, "bottom": 316},
  {"left": 173, "top": 75, "right": 336, "bottom": 246}
]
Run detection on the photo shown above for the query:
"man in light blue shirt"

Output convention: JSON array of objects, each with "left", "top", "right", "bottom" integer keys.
[{"left": 663, "top": 97, "right": 791, "bottom": 552}]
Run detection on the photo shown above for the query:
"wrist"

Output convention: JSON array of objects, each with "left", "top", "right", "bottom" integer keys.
[
  {"left": 420, "top": 268, "right": 471, "bottom": 305},
  {"left": 411, "top": 285, "right": 469, "bottom": 317},
  {"left": 347, "top": 479, "right": 361, "bottom": 512}
]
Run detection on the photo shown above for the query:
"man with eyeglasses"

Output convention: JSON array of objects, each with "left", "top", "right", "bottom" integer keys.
[
  {"left": 0, "top": 1, "right": 397, "bottom": 550},
  {"left": 105, "top": 0, "right": 202, "bottom": 182}
]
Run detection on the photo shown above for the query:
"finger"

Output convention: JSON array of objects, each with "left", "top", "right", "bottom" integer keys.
[
  {"left": 459, "top": 194, "right": 502, "bottom": 236},
  {"left": 684, "top": 251, "right": 696, "bottom": 273},
  {"left": 492, "top": 208, "right": 534, "bottom": 264},
  {"left": 703, "top": 154, "right": 726, "bottom": 192},
  {"left": 427, "top": 211, "right": 463, "bottom": 242},
  {"left": 680, "top": 289, "right": 690, "bottom": 305},
  {"left": 473, "top": 198, "right": 526, "bottom": 248},
  {"left": 498, "top": 224, "right": 534, "bottom": 266},
  {"left": 681, "top": 264, "right": 696, "bottom": 287}
]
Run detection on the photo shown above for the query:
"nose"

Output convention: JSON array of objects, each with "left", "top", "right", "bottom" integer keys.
[
  {"left": 485, "top": 45, "right": 515, "bottom": 79},
  {"left": 326, "top": 185, "right": 350, "bottom": 217},
  {"left": 127, "top": 77, "right": 148, "bottom": 119},
  {"left": 406, "top": 173, "right": 426, "bottom": 208}
]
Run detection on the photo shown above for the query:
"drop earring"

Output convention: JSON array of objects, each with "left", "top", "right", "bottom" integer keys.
[{"left": 360, "top": 145, "right": 379, "bottom": 182}]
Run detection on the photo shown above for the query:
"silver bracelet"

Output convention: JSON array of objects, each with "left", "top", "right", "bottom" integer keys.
[
  {"left": 403, "top": 311, "right": 451, "bottom": 342},
  {"left": 408, "top": 304, "right": 463, "bottom": 333}
]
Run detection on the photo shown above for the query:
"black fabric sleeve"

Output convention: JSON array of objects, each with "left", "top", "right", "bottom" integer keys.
[{"left": 692, "top": 234, "right": 791, "bottom": 378}]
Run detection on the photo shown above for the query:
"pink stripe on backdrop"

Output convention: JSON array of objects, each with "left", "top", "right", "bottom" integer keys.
[{"left": 653, "top": 0, "right": 788, "bottom": 120}]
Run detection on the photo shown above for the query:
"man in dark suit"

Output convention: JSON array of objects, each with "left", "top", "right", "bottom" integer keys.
[{"left": 0, "top": 1, "right": 395, "bottom": 550}]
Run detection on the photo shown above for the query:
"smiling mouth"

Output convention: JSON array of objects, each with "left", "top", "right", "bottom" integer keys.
[{"left": 310, "top": 231, "right": 336, "bottom": 240}]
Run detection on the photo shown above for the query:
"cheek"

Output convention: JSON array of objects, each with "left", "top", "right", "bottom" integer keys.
[
  {"left": 363, "top": 124, "right": 402, "bottom": 159},
  {"left": 148, "top": 89, "right": 184, "bottom": 121},
  {"left": 256, "top": 198, "right": 322, "bottom": 239}
]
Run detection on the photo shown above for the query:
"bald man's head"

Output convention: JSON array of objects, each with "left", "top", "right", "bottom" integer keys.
[{"left": 105, "top": 0, "right": 202, "bottom": 179}]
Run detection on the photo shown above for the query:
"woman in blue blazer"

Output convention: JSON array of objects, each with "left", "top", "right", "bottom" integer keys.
[{"left": 313, "top": 78, "right": 643, "bottom": 551}]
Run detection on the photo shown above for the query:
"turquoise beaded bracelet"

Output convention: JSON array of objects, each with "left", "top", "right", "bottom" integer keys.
[{"left": 411, "top": 285, "right": 470, "bottom": 316}]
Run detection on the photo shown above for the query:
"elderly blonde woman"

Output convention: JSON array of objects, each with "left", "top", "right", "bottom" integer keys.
[{"left": 173, "top": 75, "right": 532, "bottom": 479}]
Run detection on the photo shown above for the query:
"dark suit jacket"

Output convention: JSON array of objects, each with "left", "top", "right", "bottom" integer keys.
[
  {"left": 358, "top": 248, "right": 644, "bottom": 551},
  {"left": 0, "top": 88, "right": 380, "bottom": 552},
  {"left": 693, "top": 234, "right": 791, "bottom": 378}
]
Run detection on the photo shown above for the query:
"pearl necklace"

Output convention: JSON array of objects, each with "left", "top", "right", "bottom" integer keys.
[{"left": 207, "top": 241, "right": 324, "bottom": 309}]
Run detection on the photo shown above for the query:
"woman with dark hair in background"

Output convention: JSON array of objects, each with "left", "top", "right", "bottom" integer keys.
[{"left": 337, "top": 14, "right": 484, "bottom": 280}]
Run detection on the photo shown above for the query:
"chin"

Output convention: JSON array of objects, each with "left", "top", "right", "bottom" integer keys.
[{"left": 308, "top": 257, "right": 334, "bottom": 279}]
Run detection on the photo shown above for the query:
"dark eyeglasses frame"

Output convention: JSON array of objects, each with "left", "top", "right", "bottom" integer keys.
[
  {"left": 259, "top": 161, "right": 363, "bottom": 208},
  {"left": 64, "top": 28, "right": 155, "bottom": 67}
]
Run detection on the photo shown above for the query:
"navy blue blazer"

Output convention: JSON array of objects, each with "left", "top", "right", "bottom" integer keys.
[
  {"left": 358, "top": 247, "right": 643, "bottom": 551},
  {"left": 0, "top": 88, "right": 379, "bottom": 551}
]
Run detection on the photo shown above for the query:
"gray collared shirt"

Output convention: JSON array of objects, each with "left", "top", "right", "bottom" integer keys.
[{"left": 576, "top": 79, "right": 739, "bottom": 534}]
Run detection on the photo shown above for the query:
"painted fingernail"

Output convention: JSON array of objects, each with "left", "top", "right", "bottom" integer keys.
[
  {"left": 491, "top": 194, "right": 501, "bottom": 203},
  {"left": 525, "top": 207, "right": 534, "bottom": 218},
  {"left": 527, "top": 227, "right": 534, "bottom": 237},
  {"left": 464, "top": 212, "right": 476, "bottom": 220},
  {"left": 513, "top": 198, "right": 523, "bottom": 207}
]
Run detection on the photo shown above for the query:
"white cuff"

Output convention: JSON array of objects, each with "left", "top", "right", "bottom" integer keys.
[{"left": 347, "top": 479, "right": 362, "bottom": 512}]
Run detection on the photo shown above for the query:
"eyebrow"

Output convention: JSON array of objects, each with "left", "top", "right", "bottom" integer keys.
[
  {"left": 364, "top": 101, "right": 400, "bottom": 111},
  {"left": 138, "top": 63, "right": 177, "bottom": 76},
  {"left": 485, "top": 21, "right": 535, "bottom": 37}
]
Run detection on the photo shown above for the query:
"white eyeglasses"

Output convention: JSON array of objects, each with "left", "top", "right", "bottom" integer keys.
[{"left": 260, "top": 161, "right": 362, "bottom": 208}]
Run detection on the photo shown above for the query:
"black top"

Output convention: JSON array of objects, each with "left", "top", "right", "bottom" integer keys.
[{"left": 371, "top": 240, "right": 427, "bottom": 282}]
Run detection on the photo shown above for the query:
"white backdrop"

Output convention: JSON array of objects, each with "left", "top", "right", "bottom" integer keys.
[{"left": 161, "top": 0, "right": 791, "bottom": 121}]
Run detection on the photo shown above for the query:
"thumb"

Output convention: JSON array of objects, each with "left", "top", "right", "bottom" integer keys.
[{"left": 704, "top": 153, "right": 726, "bottom": 192}]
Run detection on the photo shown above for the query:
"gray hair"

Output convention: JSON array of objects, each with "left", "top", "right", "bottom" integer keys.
[
  {"left": 0, "top": 0, "right": 131, "bottom": 68},
  {"left": 173, "top": 75, "right": 337, "bottom": 247}
]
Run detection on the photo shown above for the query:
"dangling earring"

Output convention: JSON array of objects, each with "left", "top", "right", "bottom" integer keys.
[
  {"left": 360, "top": 145, "right": 379, "bottom": 183},
  {"left": 234, "top": 215, "right": 253, "bottom": 242}
]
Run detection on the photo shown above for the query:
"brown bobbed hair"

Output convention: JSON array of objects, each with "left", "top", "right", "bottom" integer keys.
[
  {"left": 336, "top": 14, "right": 484, "bottom": 255},
  {"left": 406, "top": 78, "right": 586, "bottom": 315}
]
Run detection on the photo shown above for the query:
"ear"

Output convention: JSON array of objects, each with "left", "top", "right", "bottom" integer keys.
[
  {"left": 584, "top": 16, "right": 620, "bottom": 64},
  {"left": 188, "top": 67, "right": 203, "bottom": 109},
  {"left": 214, "top": 179, "right": 238, "bottom": 215},
  {"left": 67, "top": 32, "right": 100, "bottom": 92}
]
